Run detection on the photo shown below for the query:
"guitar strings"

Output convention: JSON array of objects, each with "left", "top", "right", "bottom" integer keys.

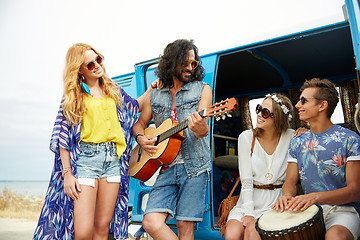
[{"left": 158, "top": 120, "right": 188, "bottom": 143}]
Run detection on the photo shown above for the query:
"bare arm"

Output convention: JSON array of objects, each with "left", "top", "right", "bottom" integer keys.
[
  {"left": 60, "top": 147, "right": 81, "bottom": 200},
  {"left": 132, "top": 93, "right": 158, "bottom": 156},
  {"left": 188, "top": 84, "right": 213, "bottom": 138},
  {"left": 137, "top": 84, "right": 154, "bottom": 112},
  {"left": 137, "top": 80, "right": 162, "bottom": 112},
  {"left": 272, "top": 162, "right": 299, "bottom": 212},
  {"left": 287, "top": 160, "right": 360, "bottom": 212}
]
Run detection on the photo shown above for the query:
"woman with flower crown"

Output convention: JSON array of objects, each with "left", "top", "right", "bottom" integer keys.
[
  {"left": 33, "top": 43, "right": 158, "bottom": 240},
  {"left": 225, "top": 93, "right": 295, "bottom": 240}
]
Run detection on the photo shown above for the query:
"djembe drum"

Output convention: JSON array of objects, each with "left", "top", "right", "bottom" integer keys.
[{"left": 255, "top": 204, "right": 325, "bottom": 240}]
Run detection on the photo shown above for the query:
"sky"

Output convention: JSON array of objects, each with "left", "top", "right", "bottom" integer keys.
[{"left": 0, "top": 0, "right": 345, "bottom": 181}]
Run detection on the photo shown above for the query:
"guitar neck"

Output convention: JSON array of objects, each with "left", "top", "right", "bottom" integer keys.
[
  {"left": 157, "top": 119, "right": 189, "bottom": 143},
  {"left": 157, "top": 109, "right": 206, "bottom": 144},
  {"left": 154, "top": 97, "right": 238, "bottom": 144}
]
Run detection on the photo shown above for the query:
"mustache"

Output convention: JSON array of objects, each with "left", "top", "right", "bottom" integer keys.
[{"left": 182, "top": 69, "right": 193, "bottom": 74}]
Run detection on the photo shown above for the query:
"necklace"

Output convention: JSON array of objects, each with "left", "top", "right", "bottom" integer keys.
[{"left": 263, "top": 151, "right": 275, "bottom": 180}]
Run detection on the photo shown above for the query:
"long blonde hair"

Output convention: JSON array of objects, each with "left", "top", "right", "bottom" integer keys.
[{"left": 62, "top": 43, "right": 122, "bottom": 126}]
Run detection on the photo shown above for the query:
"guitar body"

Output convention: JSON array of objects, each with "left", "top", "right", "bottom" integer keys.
[{"left": 128, "top": 119, "right": 184, "bottom": 182}]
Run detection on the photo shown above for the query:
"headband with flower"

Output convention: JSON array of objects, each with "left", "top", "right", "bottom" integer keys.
[{"left": 266, "top": 93, "right": 292, "bottom": 120}]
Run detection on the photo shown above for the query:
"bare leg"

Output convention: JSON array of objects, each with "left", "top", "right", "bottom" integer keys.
[
  {"left": 243, "top": 219, "right": 260, "bottom": 240},
  {"left": 93, "top": 178, "right": 120, "bottom": 240},
  {"left": 73, "top": 181, "right": 98, "bottom": 240},
  {"left": 225, "top": 219, "right": 245, "bottom": 240},
  {"left": 177, "top": 220, "right": 194, "bottom": 240},
  {"left": 325, "top": 225, "right": 354, "bottom": 240},
  {"left": 143, "top": 212, "right": 178, "bottom": 240}
]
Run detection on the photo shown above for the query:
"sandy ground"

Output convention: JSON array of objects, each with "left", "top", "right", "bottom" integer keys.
[
  {"left": 0, "top": 218, "right": 37, "bottom": 240},
  {"left": 0, "top": 218, "right": 152, "bottom": 240}
]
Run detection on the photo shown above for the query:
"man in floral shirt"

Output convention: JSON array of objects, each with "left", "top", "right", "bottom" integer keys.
[{"left": 273, "top": 78, "right": 360, "bottom": 240}]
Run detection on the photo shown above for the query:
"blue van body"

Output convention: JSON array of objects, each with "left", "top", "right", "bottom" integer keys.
[{"left": 112, "top": 1, "right": 360, "bottom": 239}]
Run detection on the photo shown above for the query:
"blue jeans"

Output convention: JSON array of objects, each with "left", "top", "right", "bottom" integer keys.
[
  {"left": 76, "top": 141, "right": 121, "bottom": 187},
  {"left": 144, "top": 163, "right": 208, "bottom": 222}
]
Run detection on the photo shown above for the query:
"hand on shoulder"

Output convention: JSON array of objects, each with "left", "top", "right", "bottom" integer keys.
[
  {"left": 293, "top": 127, "right": 308, "bottom": 137},
  {"left": 150, "top": 79, "right": 163, "bottom": 89}
]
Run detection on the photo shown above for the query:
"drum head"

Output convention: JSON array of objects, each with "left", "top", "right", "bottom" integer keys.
[{"left": 258, "top": 205, "right": 319, "bottom": 231}]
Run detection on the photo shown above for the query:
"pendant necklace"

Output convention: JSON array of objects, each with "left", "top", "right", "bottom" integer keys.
[{"left": 264, "top": 151, "right": 275, "bottom": 180}]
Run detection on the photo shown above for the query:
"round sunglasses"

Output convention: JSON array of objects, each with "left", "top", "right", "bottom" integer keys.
[
  {"left": 183, "top": 59, "right": 199, "bottom": 69},
  {"left": 86, "top": 55, "right": 104, "bottom": 71},
  {"left": 256, "top": 104, "right": 275, "bottom": 119}
]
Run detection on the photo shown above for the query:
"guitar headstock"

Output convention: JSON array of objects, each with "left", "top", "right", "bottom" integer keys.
[{"left": 203, "top": 98, "right": 238, "bottom": 121}]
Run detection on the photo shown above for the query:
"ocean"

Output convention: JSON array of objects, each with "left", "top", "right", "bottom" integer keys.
[{"left": 0, "top": 181, "right": 48, "bottom": 198}]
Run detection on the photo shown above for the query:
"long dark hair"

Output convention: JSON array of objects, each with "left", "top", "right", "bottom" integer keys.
[{"left": 155, "top": 39, "right": 205, "bottom": 88}]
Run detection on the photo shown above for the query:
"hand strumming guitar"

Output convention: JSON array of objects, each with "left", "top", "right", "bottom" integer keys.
[{"left": 136, "top": 134, "right": 158, "bottom": 157}]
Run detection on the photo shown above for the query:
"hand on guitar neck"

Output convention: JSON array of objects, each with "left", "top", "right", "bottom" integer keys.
[{"left": 188, "top": 107, "right": 210, "bottom": 138}]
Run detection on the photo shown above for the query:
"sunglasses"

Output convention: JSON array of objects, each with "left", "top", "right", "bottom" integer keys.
[
  {"left": 299, "top": 96, "right": 321, "bottom": 105},
  {"left": 256, "top": 104, "right": 275, "bottom": 119},
  {"left": 86, "top": 55, "right": 104, "bottom": 71},
  {"left": 183, "top": 59, "right": 199, "bottom": 69}
]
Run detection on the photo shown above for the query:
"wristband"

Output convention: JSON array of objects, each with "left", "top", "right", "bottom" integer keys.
[{"left": 135, "top": 134, "right": 143, "bottom": 143}]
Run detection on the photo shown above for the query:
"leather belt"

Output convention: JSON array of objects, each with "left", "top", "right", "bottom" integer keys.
[{"left": 253, "top": 184, "right": 282, "bottom": 190}]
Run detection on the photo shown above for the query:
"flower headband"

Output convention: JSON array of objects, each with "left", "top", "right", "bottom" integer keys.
[{"left": 266, "top": 94, "right": 292, "bottom": 120}]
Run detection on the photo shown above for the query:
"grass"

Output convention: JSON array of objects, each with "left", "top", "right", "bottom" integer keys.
[
  {"left": 0, "top": 187, "right": 152, "bottom": 239},
  {"left": 0, "top": 187, "right": 44, "bottom": 220}
]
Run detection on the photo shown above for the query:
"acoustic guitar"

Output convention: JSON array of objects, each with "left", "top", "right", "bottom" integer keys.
[{"left": 128, "top": 98, "right": 238, "bottom": 182}]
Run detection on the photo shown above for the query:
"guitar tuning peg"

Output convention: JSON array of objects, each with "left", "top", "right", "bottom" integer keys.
[
  {"left": 216, "top": 116, "right": 221, "bottom": 121},
  {"left": 226, "top": 113, "right": 232, "bottom": 118},
  {"left": 222, "top": 115, "right": 226, "bottom": 120}
]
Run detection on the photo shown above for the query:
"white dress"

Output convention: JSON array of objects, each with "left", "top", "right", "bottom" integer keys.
[{"left": 228, "top": 128, "right": 294, "bottom": 220}]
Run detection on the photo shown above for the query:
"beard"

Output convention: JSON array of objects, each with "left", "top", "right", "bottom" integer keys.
[{"left": 175, "top": 68, "right": 193, "bottom": 83}]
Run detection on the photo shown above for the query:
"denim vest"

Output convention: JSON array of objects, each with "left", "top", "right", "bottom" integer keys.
[{"left": 150, "top": 81, "right": 211, "bottom": 177}]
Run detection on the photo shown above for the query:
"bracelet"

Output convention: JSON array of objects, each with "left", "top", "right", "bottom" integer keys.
[
  {"left": 135, "top": 133, "right": 143, "bottom": 143},
  {"left": 62, "top": 167, "right": 72, "bottom": 177}
]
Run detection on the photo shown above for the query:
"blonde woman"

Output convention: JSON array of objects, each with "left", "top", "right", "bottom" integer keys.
[
  {"left": 225, "top": 93, "right": 295, "bottom": 240},
  {"left": 33, "top": 43, "right": 155, "bottom": 240}
]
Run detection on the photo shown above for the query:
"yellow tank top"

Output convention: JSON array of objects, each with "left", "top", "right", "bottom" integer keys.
[{"left": 81, "top": 96, "right": 126, "bottom": 159}]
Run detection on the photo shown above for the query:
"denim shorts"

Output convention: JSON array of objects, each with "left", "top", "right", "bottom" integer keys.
[
  {"left": 144, "top": 163, "right": 208, "bottom": 222},
  {"left": 76, "top": 141, "right": 121, "bottom": 187}
]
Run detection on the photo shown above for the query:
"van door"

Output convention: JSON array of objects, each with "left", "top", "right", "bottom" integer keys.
[
  {"left": 345, "top": 0, "right": 360, "bottom": 69},
  {"left": 128, "top": 54, "right": 223, "bottom": 239}
]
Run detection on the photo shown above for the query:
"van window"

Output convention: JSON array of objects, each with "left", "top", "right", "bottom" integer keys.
[
  {"left": 249, "top": 97, "right": 264, "bottom": 128},
  {"left": 331, "top": 87, "right": 345, "bottom": 124}
]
